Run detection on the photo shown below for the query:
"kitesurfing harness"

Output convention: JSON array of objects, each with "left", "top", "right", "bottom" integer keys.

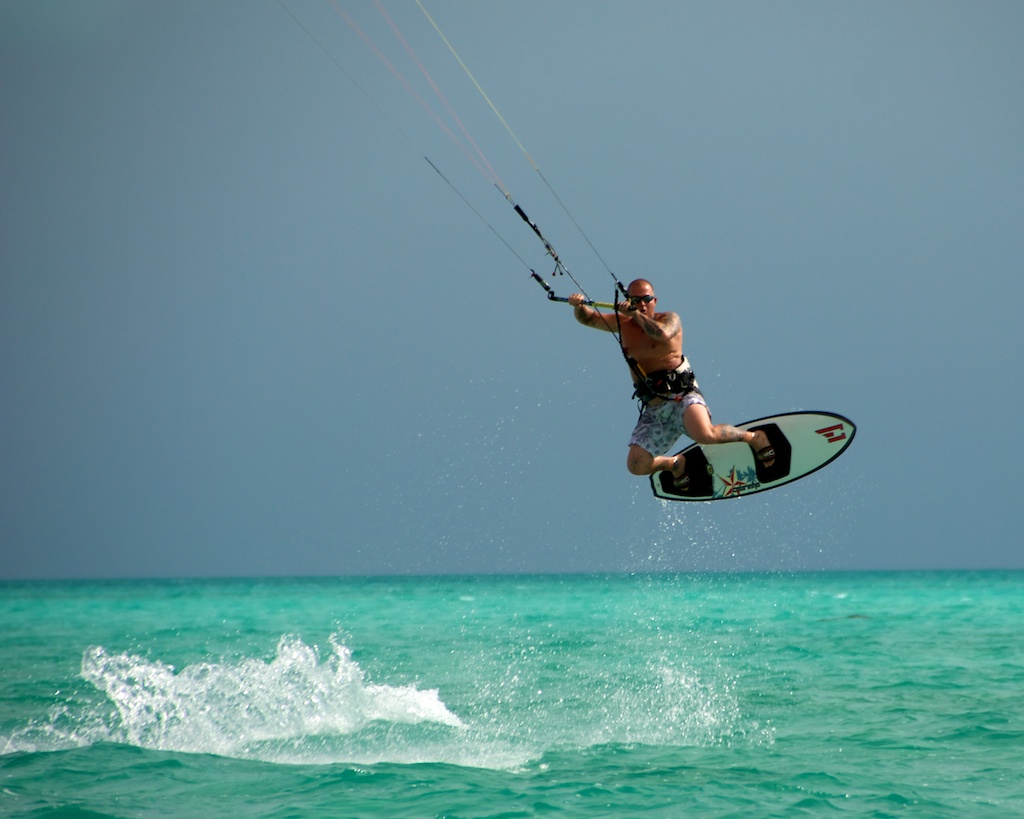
[{"left": 630, "top": 357, "right": 700, "bottom": 405}]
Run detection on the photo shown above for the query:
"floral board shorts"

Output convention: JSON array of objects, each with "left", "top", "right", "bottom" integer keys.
[{"left": 627, "top": 392, "right": 710, "bottom": 456}]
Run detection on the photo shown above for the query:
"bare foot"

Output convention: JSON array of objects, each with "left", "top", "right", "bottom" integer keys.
[
  {"left": 670, "top": 454, "right": 690, "bottom": 488},
  {"left": 750, "top": 430, "right": 776, "bottom": 467}
]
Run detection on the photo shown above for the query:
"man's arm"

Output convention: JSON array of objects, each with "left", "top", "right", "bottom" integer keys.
[
  {"left": 629, "top": 309, "right": 681, "bottom": 342},
  {"left": 568, "top": 293, "right": 619, "bottom": 333}
]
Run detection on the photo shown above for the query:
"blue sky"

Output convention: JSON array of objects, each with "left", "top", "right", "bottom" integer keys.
[{"left": 2, "top": 1, "right": 1022, "bottom": 579}]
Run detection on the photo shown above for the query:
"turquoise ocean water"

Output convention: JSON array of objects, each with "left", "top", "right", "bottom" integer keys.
[{"left": 2, "top": 572, "right": 1022, "bottom": 817}]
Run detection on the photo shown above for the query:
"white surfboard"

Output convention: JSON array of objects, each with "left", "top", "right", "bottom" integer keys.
[{"left": 651, "top": 411, "right": 856, "bottom": 502}]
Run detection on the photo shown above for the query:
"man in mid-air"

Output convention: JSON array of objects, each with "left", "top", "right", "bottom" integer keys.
[{"left": 568, "top": 279, "right": 774, "bottom": 489}]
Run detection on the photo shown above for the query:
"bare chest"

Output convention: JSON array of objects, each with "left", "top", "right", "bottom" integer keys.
[{"left": 620, "top": 321, "right": 682, "bottom": 374}]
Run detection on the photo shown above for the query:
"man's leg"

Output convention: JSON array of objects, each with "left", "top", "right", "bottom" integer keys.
[
  {"left": 626, "top": 400, "right": 686, "bottom": 477},
  {"left": 626, "top": 444, "right": 678, "bottom": 477},
  {"left": 677, "top": 404, "right": 775, "bottom": 472},
  {"left": 628, "top": 444, "right": 693, "bottom": 490}
]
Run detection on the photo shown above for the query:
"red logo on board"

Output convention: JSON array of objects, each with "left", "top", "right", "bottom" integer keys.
[
  {"left": 718, "top": 467, "right": 751, "bottom": 498},
  {"left": 815, "top": 424, "right": 846, "bottom": 444}
]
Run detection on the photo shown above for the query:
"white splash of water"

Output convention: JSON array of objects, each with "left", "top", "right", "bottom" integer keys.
[
  {"left": 2, "top": 634, "right": 464, "bottom": 764},
  {"left": 2, "top": 630, "right": 771, "bottom": 770}
]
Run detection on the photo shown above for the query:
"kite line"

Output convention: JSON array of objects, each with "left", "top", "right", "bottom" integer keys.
[{"left": 281, "top": 0, "right": 631, "bottom": 313}]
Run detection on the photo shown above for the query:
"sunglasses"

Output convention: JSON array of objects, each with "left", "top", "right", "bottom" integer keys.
[{"left": 628, "top": 295, "right": 656, "bottom": 304}]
